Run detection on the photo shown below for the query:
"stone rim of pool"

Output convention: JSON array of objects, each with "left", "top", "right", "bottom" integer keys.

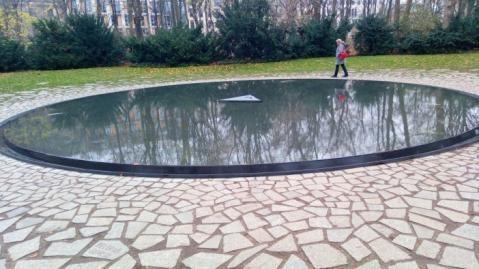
[{"left": 1, "top": 78, "right": 479, "bottom": 178}]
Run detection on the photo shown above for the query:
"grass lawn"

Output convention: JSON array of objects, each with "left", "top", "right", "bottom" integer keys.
[{"left": 1, "top": 52, "right": 478, "bottom": 93}]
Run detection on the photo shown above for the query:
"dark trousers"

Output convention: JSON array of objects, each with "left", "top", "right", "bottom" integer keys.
[{"left": 334, "top": 64, "right": 348, "bottom": 77}]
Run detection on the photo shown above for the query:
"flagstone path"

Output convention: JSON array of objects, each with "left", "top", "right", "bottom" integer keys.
[{"left": 0, "top": 70, "right": 478, "bottom": 269}]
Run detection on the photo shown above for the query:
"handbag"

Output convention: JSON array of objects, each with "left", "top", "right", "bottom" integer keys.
[{"left": 339, "top": 51, "right": 349, "bottom": 60}]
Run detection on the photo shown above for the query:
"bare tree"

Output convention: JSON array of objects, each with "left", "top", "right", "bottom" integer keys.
[
  {"left": 345, "top": 0, "right": 352, "bottom": 20},
  {"left": 50, "top": 0, "right": 76, "bottom": 19},
  {"left": 189, "top": 0, "right": 204, "bottom": 28},
  {"left": 125, "top": 0, "right": 142, "bottom": 36},
  {"left": 109, "top": 0, "right": 118, "bottom": 28},
  {"left": 442, "top": 0, "right": 457, "bottom": 27},
  {"left": 96, "top": 0, "right": 103, "bottom": 18},
  {"left": 339, "top": 0, "right": 345, "bottom": 20},
  {"left": 393, "top": 0, "right": 400, "bottom": 24},
  {"left": 159, "top": 0, "right": 166, "bottom": 27},
  {"left": 132, "top": 0, "right": 143, "bottom": 37},
  {"left": 312, "top": 0, "right": 322, "bottom": 19},
  {"left": 465, "top": 0, "right": 476, "bottom": 16},
  {"left": 79, "top": 0, "right": 86, "bottom": 13},
  {"left": 126, "top": 0, "right": 135, "bottom": 34},
  {"left": 142, "top": 0, "right": 151, "bottom": 34},
  {"left": 152, "top": 0, "right": 159, "bottom": 31},
  {"left": 404, "top": 0, "right": 413, "bottom": 21},
  {"left": 386, "top": 0, "right": 393, "bottom": 21},
  {"left": 331, "top": 0, "right": 337, "bottom": 17},
  {"left": 1, "top": 0, "right": 24, "bottom": 39},
  {"left": 457, "top": 0, "right": 467, "bottom": 17},
  {"left": 171, "top": 0, "right": 180, "bottom": 26},
  {"left": 275, "top": 0, "right": 300, "bottom": 25}
]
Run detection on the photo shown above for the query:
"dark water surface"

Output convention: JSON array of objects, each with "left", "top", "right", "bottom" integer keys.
[{"left": 4, "top": 79, "right": 479, "bottom": 166}]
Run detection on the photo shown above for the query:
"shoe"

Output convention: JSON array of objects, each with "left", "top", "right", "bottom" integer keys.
[
  {"left": 331, "top": 75, "right": 337, "bottom": 78},
  {"left": 342, "top": 75, "right": 348, "bottom": 78}
]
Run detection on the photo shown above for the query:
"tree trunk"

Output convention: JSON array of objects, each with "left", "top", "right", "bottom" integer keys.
[
  {"left": 386, "top": 0, "right": 393, "bottom": 21},
  {"left": 143, "top": 0, "right": 151, "bottom": 34},
  {"left": 321, "top": 0, "right": 326, "bottom": 17},
  {"left": 457, "top": 0, "right": 467, "bottom": 17},
  {"left": 394, "top": 0, "right": 400, "bottom": 24},
  {"left": 332, "top": 0, "right": 338, "bottom": 17},
  {"left": 109, "top": 0, "right": 118, "bottom": 28},
  {"left": 205, "top": 0, "right": 212, "bottom": 32},
  {"left": 66, "top": 0, "right": 73, "bottom": 15},
  {"left": 345, "top": 0, "right": 352, "bottom": 20},
  {"left": 190, "top": 0, "right": 200, "bottom": 28},
  {"left": 11, "top": 0, "right": 22, "bottom": 38},
  {"left": 171, "top": 0, "right": 179, "bottom": 27},
  {"left": 442, "top": 0, "right": 458, "bottom": 27},
  {"left": 96, "top": 0, "right": 102, "bottom": 18},
  {"left": 152, "top": 0, "right": 159, "bottom": 32},
  {"left": 126, "top": 0, "right": 136, "bottom": 35},
  {"left": 132, "top": 0, "right": 143, "bottom": 37},
  {"left": 182, "top": 0, "right": 188, "bottom": 25},
  {"left": 53, "top": 0, "right": 68, "bottom": 20},
  {"left": 313, "top": 0, "right": 322, "bottom": 19},
  {"left": 404, "top": 0, "right": 412, "bottom": 20},
  {"left": 340, "top": 0, "right": 345, "bottom": 20},
  {"left": 80, "top": 0, "right": 86, "bottom": 13},
  {"left": 465, "top": 0, "right": 474, "bottom": 16},
  {"left": 158, "top": 0, "right": 165, "bottom": 29}
]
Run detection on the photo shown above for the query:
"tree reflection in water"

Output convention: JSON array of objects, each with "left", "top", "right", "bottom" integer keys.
[{"left": 5, "top": 80, "right": 479, "bottom": 166}]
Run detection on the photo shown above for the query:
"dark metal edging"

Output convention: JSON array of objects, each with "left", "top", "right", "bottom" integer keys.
[{"left": 1, "top": 126, "right": 478, "bottom": 178}]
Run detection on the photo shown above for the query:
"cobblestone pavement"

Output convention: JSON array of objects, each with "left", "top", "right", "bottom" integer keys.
[{"left": 0, "top": 70, "right": 478, "bottom": 269}]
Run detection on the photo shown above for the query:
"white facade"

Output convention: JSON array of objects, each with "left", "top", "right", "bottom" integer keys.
[{"left": 80, "top": 0, "right": 188, "bottom": 35}]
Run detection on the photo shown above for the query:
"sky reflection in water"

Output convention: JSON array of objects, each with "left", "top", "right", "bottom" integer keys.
[{"left": 4, "top": 79, "right": 479, "bottom": 166}]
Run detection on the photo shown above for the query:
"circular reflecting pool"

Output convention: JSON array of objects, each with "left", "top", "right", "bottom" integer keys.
[{"left": 1, "top": 79, "right": 479, "bottom": 177}]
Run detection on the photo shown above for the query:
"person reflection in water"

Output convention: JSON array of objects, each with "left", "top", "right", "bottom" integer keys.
[
  {"left": 338, "top": 91, "right": 347, "bottom": 103},
  {"left": 332, "top": 39, "right": 349, "bottom": 78}
]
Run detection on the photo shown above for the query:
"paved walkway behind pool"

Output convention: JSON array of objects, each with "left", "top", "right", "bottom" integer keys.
[{"left": 0, "top": 70, "right": 478, "bottom": 269}]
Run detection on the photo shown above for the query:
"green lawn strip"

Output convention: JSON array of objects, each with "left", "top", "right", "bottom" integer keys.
[{"left": 1, "top": 52, "right": 478, "bottom": 93}]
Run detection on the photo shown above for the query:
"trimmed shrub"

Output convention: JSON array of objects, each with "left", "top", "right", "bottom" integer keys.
[
  {"left": 302, "top": 16, "right": 338, "bottom": 57},
  {"left": 354, "top": 15, "right": 394, "bottom": 55},
  {"left": 0, "top": 33, "right": 29, "bottom": 72},
  {"left": 65, "top": 15, "right": 123, "bottom": 67},
  {"left": 448, "top": 8, "right": 479, "bottom": 46},
  {"left": 127, "top": 26, "right": 215, "bottom": 66},
  {"left": 337, "top": 19, "right": 353, "bottom": 41},
  {"left": 29, "top": 19, "right": 72, "bottom": 70},
  {"left": 281, "top": 25, "right": 307, "bottom": 59},
  {"left": 30, "top": 14, "right": 122, "bottom": 70},
  {"left": 215, "top": 0, "right": 284, "bottom": 60},
  {"left": 427, "top": 29, "right": 474, "bottom": 51},
  {"left": 400, "top": 32, "right": 430, "bottom": 54},
  {"left": 401, "top": 27, "right": 476, "bottom": 54}
]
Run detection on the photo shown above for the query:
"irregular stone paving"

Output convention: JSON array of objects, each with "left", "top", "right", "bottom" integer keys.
[{"left": 0, "top": 70, "right": 479, "bottom": 269}]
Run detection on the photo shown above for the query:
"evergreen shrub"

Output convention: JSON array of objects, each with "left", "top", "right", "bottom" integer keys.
[
  {"left": 0, "top": 33, "right": 29, "bottom": 72},
  {"left": 127, "top": 26, "right": 215, "bottom": 66},
  {"left": 215, "top": 0, "right": 285, "bottom": 60},
  {"left": 354, "top": 15, "right": 395, "bottom": 55},
  {"left": 302, "top": 16, "right": 340, "bottom": 57},
  {"left": 30, "top": 14, "right": 122, "bottom": 70}
]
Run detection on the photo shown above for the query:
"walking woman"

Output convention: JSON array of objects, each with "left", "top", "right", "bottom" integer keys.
[{"left": 332, "top": 39, "right": 348, "bottom": 78}]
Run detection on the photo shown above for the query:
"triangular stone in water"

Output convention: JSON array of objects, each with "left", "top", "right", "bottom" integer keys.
[{"left": 220, "top": 95, "right": 261, "bottom": 102}]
